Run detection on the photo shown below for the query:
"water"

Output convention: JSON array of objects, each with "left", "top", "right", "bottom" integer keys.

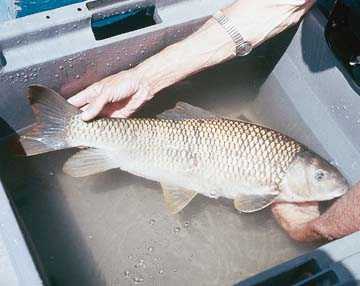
[{"left": 0, "top": 48, "right": 319, "bottom": 285}]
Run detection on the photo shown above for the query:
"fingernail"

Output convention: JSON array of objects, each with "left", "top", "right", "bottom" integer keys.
[{"left": 81, "top": 111, "right": 90, "bottom": 121}]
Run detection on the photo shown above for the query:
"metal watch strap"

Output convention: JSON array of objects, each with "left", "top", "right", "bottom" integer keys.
[{"left": 213, "top": 11, "right": 252, "bottom": 56}]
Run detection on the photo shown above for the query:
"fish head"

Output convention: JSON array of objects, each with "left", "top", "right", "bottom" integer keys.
[{"left": 279, "top": 151, "right": 349, "bottom": 202}]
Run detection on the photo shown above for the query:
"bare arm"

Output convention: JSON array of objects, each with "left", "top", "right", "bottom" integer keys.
[{"left": 68, "top": 0, "right": 315, "bottom": 120}]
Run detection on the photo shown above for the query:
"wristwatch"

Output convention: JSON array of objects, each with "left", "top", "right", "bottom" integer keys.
[{"left": 212, "top": 11, "right": 253, "bottom": 56}]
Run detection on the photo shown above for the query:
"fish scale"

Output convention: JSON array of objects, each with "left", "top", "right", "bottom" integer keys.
[{"left": 66, "top": 117, "right": 303, "bottom": 189}]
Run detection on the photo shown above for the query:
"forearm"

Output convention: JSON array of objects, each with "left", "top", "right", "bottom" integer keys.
[
  {"left": 309, "top": 182, "right": 360, "bottom": 241},
  {"left": 134, "top": 18, "right": 234, "bottom": 95},
  {"left": 134, "top": 0, "right": 315, "bottom": 95}
]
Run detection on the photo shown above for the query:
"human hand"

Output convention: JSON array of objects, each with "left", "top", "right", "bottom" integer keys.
[
  {"left": 272, "top": 181, "right": 360, "bottom": 242},
  {"left": 68, "top": 69, "right": 153, "bottom": 121}
]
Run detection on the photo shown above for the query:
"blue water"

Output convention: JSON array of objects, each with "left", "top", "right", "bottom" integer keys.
[{"left": 15, "top": 0, "right": 85, "bottom": 17}]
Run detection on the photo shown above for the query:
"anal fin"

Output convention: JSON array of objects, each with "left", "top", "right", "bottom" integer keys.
[
  {"left": 234, "top": 187, "right": 279, "bottom": 213},
  {"left": 63, "top": 148, "right": 118, "bottom": 177},
  {"left": 161, "top": 183, "right": 197, "bottom": 214}
]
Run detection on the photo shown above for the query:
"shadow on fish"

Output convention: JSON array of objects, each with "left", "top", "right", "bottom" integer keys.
[{"left": 19, "top": 85, "right": 349, "bottom": 214}]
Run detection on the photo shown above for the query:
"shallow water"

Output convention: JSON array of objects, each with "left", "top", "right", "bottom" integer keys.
[{"left": 1, "top": 46, "right": 319, "bottom": 285}]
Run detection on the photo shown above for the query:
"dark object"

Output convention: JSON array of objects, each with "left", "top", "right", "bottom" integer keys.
[
  {"left": 91, "top": 5, "right": 157, "bottom": 40},
  {"left": 235, "top": 248, "right": 358, "bottom": 286},
  {"left": 0, "top": 50, "right": 6, "bottom": 69},
  {"left": 325, "top": 0, "right": 360, "bottom": 88}
]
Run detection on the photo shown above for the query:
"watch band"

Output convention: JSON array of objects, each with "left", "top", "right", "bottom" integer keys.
[{"left": 212, "top": 11, "right": 252, "bottom": 56}]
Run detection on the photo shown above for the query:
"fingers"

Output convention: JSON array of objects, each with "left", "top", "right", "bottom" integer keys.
[
  {"left": 68, "top": 84, "right": 100, "bottom": 107},
  {"left": 110, "top": 88, "right": 148, "bottom": 118},
  {"left": 81, "top": 95, "right": 109, "bottom": 121}
]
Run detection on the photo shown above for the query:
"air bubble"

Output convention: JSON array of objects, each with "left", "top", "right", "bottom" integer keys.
[
  {"left": 134, "top": 259, "right": 145, "bottom": 268},
  {"left": 147, "top": 246, "right": 153, "bottom": 253},
  {"left": 158, "top": 269, "right": 164, "bottom": 275},
  {"left": 75, "top": 74, "right": 80, "bottom": 79},
  {"left": 174, "top": 226, "right": 181, "bottom": 233},
  {"left": 128, "top": 255, "right": 133, "bottom": 260},
  {"left": 49, "top": 171, "right": 55, "bottom": 176},
  {"left": 124, "top": 270, "right": 130, "bottom": 277},
  {"left": 59, "top": 65, "right": 64, "bottom": 70},
  {"left": 149, "top": 218, "right": 155, "bottom": 225},
  {"left": 133, "top": 276, "right": 144, "bottom": 284},
  {"left": 184, "top": 222, "right": 190, "bottom": 228}
]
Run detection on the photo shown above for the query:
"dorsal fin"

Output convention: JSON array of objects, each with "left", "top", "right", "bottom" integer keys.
[{"left": 157, "top": 102, "right": 219, "bottom": 120}]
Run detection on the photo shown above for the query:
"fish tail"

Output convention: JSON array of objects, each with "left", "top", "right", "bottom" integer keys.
[{"left": 19, "top": 85, "right": 79, "bottom": 156}]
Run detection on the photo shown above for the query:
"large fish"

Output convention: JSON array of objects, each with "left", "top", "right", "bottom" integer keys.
[{"left": 19, "top": 85, "right": 348, "bottom": 214}]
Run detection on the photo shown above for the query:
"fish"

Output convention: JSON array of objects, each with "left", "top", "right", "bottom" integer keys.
[{"left": 19, "top": 85, "right": 349, "bottom": 214}]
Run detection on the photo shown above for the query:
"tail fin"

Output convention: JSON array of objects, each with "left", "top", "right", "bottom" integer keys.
[{"left": 19, "top": 85, "right": 80, "bottom": 156}]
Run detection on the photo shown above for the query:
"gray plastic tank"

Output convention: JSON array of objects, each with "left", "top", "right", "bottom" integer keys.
[{"left": 0, "top": 1, "right": 359, "bottom": 285}]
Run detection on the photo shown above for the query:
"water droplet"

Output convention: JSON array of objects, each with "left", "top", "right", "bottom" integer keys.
[
  {"left": 357, "top": 119, "right": 360, "bottom": 124},
  {"left": 16, "top": 40, "right": 21, "bottom": 44},
  {"left": 128, "top": 255, "right": 133, "bottom": 260},
  {"left": 147, "top": 246, "right": 153, "bottom": 253},
  {"left": 149, "top": 219, "right": 155, "bottom": 225},
  {"left": 173, "top": 268, "right": 177, "bottom": 272},
  {"left": 174, "top": 226, "right": 181, "bottom": 233},
  {"left": 184, "top": 222, "right": 190, "bottom": 228},
  {"left": 49, "top": 171, "right": 55, "bottom": 176},
  {"left": 124, "top": 270, "right": 130, "bottom": 277},
  {"left": 75, "top": 74, "right": 80, "bottom": 79},
  {"left": 73, "top": 24, "right": 77, "bottom": 29},
  {"left": 69, "top": 64, "right": 73, "bottom": 68},
  {"left": 59, "top": 65, "right": 64, "bottom": 70},
  {"left": 54, "top": 74, "right": 59, "bottom": 78},
  {"left": 345, "top": 115, "right": 350, "bottom": 119},
  {"left": 158, "top": 269, "right": 164, "bottom": 275},
  {"left": 141, "top": 50, "right": 145, "bottom": 54},
  {"left": 116, "top": 56, "right": 120, "bottom": 61},
  {"left": 106, "top": 63, "right": 111, "bottom": 67},
  {"left": 133, "top": 276, "right": 144, "bottom": 284},
  {"left": 209, "top": 191, "right": 217, "bottom": 198},
  {"left": 129, "top": 63, "right": 132, "bottom": 67},
  {"left": 88, "top": 235, "right": 93, "bottom": 239},
  {"left": 16, "top": 73, "right": 20, "bottom": 77}
]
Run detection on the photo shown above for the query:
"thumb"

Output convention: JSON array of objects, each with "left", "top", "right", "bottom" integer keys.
[{"left": 81, "top": 94, "right": 108, "bottom": 121}]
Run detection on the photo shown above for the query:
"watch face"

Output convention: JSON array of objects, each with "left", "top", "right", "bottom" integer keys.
[{"left": 238, "top": 42, "right": 252, "bottom": 56}]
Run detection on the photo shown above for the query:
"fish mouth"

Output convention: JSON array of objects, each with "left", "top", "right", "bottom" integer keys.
[{"left": 333, "top": 185, "right": 349, "bottom": 198}]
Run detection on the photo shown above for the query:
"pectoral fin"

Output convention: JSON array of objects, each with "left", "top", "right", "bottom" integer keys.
[
  {"left": 161, "top": 183, "right": 197, "bottom": 214},
  {"left": 234, "top": 187, "right": 279, "bottom": 213},
  {"left": 63, "top": 148, "right": 118, "bottom": 177}
]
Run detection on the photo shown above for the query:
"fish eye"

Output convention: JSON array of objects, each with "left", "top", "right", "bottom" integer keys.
[{"left": 314, "top": 169, "right": 325, "bottom": 181}]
